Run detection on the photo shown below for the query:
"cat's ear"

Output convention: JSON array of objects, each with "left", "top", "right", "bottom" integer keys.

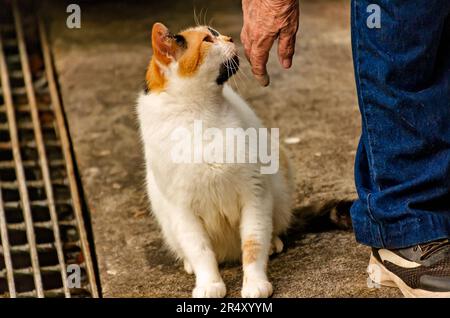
[{"left": 151, "top": 22, "right": 177, "bottom": 64}]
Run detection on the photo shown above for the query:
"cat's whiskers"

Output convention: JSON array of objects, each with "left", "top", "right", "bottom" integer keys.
[
  {"left": 228, "top": 55, "right": 245, "bottom": 82},
  {"left": 193, "top": 7, "right": 200, "bottom": 26},
  {"left": 228, "top": 60, "right": 239, "bottom": 91},
  {"left": 219, "top": 52, "right": 236, "bottom": 92},
  {"left": 199, "top": 8, "right": 204, "bottom": 26},
  {"left": 222, "top": 55, "right": 231, "bottom": 87},
  {"left": 227, "top": 53, "right": 249, "bottom": 83},
  {"left": 202, "top": 8, "right": 209, "bottom": 26},
  {"left": 227, "top": 57, "right": 242, "bottom": 95},
  {"left": 224, "top": 47, "right": 248, "bottom": 91},
  {"left": 208, "top": 16, "right": 215, "bottom": 27},
  {"left": 222, "top": 44, "right": 245, "bottom": 83}
]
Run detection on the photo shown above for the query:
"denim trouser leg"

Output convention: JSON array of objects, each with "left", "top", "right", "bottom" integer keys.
[{"left": 350, "top": 0, "right": 450, "bottom": 248}]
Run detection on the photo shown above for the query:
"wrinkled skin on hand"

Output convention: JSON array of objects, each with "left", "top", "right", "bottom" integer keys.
[{"left": 241, "top": 0, "right": 299, "bottom": 86}]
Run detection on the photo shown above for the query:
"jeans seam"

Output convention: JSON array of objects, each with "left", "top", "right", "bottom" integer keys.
[
  {"left": 367, "top": 193, "right": 386, "bottom": 248},
  {"left": 353, "top": 0, "right": 385, "bottom": 247},
  {"left": 352, "top": 0, "right": 381, "bottom": 193}
]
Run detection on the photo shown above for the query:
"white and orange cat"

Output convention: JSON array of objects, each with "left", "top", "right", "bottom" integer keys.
[{"left": 137, "top": 22, "right": 293, "bottom": 298}]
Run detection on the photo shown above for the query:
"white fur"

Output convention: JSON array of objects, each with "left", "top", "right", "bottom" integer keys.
[{"left": 137, "top": 28, "right": 293, "bottom": 298}]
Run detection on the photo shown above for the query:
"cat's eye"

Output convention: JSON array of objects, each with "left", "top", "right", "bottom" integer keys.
[
  {"left": 173, "top": 34, "right": 186, "bottom": 47},
  {"left": 203, "top": 35, "right": 214, "bottom": 43}
]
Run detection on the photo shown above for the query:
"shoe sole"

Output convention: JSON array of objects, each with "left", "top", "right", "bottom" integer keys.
[{"left": 368, "top": 253, "right": 450, "bottom": 298}]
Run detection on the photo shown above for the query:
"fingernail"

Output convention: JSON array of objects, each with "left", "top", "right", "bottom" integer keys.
[
  {"left": 282, "top": 59, "right": 292, "bottom": 69},
  {"left": 255, "top": 74, "right": 270, "bottom": 87}
]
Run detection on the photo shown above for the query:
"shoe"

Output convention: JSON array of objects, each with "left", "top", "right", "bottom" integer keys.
[{"left": 368, "top": 239, "right": 450, "bottom": 298}]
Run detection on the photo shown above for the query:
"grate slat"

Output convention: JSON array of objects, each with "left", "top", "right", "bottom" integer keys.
[
  {"left": 0, "top": 159, "right": 66, "bottom": 169},
  {"left": 0, "top": 190, "right": 17, "bottom": 297},
  {"left": 0, "top": 25, "right": 44, "bottom": 298},
  {"left": 0, "top": 178, "right": 68, "bottom": 189},
  {"left": 4, "top": 242, "right": 56, "bottom": 253},
  {"left": 11, "top": 0, "right": 70, "bottom": 297}
]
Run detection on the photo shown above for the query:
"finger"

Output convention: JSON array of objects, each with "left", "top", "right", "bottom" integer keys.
[
  {"left": 240, "top": 0, "right": 252, "bottom": 60},
  {"left": 240, "top": 27, "right": 251, "bottom": 62},
  {"left": 250, "top": 34, "right": 276, "bottom": 86},
  {"left": 277, "top": 30, "right": 297, "bottom": 69}
]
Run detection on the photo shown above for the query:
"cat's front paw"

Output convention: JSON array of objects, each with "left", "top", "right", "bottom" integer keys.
[
  {"left": 183, "top": 260, "right": 193, "bottom": 275},
  {"left": 269, "top": 236, "right": 284, "bottom": 256},
  {"left": 241, "top": 280, "right": 273, "bottom": 298},
  {"left": 193, "top": 281, "right": 226, "bottom": 298}
]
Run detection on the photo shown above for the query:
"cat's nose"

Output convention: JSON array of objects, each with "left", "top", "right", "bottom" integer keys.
[{"left": 222, "top": 36, "right": 233, "bottom": 43}]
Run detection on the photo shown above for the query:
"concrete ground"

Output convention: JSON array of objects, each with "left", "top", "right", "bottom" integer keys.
[{"left": 42, "top": 0, "right": 402, "bottom": 297}]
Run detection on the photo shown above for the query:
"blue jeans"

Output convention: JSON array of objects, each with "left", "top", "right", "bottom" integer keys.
[{"left": 350, "top": 0, "right": 450, "bottom": 248}]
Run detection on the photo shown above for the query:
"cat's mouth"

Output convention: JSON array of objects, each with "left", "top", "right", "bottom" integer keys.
[{"left": 216, "top": 55, "right": 240, "bottom": 85}]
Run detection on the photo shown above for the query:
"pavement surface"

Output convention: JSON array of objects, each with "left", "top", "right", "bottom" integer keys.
[{"left": 42, "top": 0, "right": 402, "bottom": 297}]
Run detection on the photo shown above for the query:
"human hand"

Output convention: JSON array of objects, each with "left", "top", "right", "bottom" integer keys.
[{"left": 240, "top": 0, "right": 299, "bottom": 86}]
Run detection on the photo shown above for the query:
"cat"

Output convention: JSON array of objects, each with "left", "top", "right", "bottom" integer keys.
[{"left": 137, "top": 22, "right": 294, "bottom": 298}]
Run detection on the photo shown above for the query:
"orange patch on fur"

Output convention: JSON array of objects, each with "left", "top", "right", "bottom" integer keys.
[
  {"left": 145, "top": 27, "right": 212, "bottom": 92},
  {"left": 146, "top": 59, "right": 166, "bottom": 92},
  {"left": 145, "top": 23, "right": 175, "bottom": 93},
  {"left": 242, "top": 239, "right": 260, "bottom": 265},
  {"left": 177, "top": 29, "right": 212, "bottom": 77}
]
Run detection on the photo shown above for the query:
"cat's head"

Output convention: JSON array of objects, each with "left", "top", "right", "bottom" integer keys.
[{"left": 145, "top": 22, "right": 239, "bottom": 93}]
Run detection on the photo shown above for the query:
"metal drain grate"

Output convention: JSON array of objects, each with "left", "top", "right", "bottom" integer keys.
[{"left": 0, "top": 0, "right": 99, "bottom": 298}]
